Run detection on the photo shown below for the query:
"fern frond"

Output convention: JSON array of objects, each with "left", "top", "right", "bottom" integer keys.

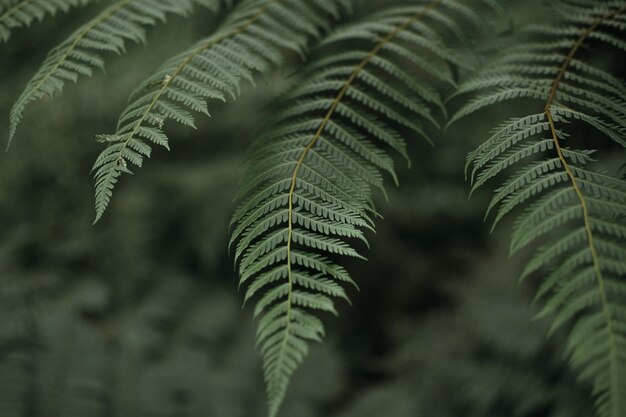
[
  {"left": 230, "top": 1, "right": 498, "bottom": 415},
  {"left": 0, "top": 0, "right": 93, "bottom": 43},
  {"left": 7, "top": 0, "right": 218, "bottom": 146},
  {"left": 90, "top": 0, "right": 348, "bottom": 223},
  {"left": 453, "top": 3, "right": 626, "bottom": 416}
]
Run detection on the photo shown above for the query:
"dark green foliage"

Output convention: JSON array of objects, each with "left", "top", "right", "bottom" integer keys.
[
  {"left": 230, "top": 2, "right": 500, "bottom": 413},
  {"left": 0, "top": 0, "right": 93, "bottom": 42},
  {"left": 452, "top": 2, "right": 626, "bottom": 416},
  {"left": 8, "top": 0, "right": 227, "bottom": 147},
  {"left": 1, "top": 1, "right": 625, "bottom": 417},
  {"left": 92, "top": 0, "right": 349, "bottom": 223}
]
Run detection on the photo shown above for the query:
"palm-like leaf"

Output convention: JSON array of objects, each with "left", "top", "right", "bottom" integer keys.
[{"left": 452, "top": 2, "right": 626, "bottom": 416}]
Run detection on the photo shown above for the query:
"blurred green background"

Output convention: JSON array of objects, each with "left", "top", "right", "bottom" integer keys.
[{"left": 0, "top": 1, "right": 602, "bottom": 416}]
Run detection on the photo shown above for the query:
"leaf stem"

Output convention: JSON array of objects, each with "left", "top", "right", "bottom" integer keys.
[
  {"left": 544, "top": 6, "right": 625, "bottom": 415},
  {"left": 278, "top": 0, "right": 444, "bottom": 408}
]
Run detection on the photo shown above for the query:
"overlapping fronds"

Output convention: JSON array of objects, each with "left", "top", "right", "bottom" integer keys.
[
  {"left": 91, "top": 0, "right": 348, "bottom": 223},
  {"left": 230, "top": 1, "right": 499, "bottom": 415},
  {"left": 0, "top": 0, "right": 93, "bottom": 43},
  {"left": 8, "top": 0, "right": 219, "bottom": 146},
  {"left": 452, "top": 2, "right": 626, "bottom": 416}
]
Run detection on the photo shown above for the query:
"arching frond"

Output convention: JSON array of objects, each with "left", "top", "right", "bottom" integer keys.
[
  {"left": 90, "top": 0, "right": 349, "bottom": 223},
  {"left": 0, "top": 0, "right": 93, "bottom": 43},
  {"left": 230, "top": 1, "right": 498, "bottom": 415},
  {"left": 452, "top": 3, "right": 626, "bottom": 416},
  {"left": 8, "top": 0, "right": 220, "bottom": 146}
]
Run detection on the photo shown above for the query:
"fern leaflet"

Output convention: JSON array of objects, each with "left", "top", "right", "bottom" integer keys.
[
  {"left": 230, "top": 1, "right": 497, "bottom": 415},
  {"left": 0, "top": 0, "right": 93, "bottom": 43},
  {"left": 7, "top": 0, "right": 219, "bottom": 146},
  {"left": 453, "top": 2, "right": 626, "bottom": 416},
  {"left": 90, "top": 0, "right": 349, "bottom": 223}
]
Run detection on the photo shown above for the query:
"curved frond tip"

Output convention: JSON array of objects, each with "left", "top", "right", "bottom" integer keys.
[{"left": 231, "top": 0, "right": 498, "bottom": 415}]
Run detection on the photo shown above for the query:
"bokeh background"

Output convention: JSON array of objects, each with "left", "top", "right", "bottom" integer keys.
[{"left": 0, "top": 1, "right": 612, "bottom": 416}]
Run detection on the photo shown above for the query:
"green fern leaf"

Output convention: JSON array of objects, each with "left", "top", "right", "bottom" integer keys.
[
  {"left": 91, "top": 0, "right": 350, "bottom": 223},
  {"left": 0, "top": 0, "right": 94, "bottom": 43},
  {"left": 453, "top": 2, "right": 626, "bottom": 416},
  {"left": 7, "top": 0, "right": 219, "bottom": 146},
  {"left": 230, "top": 1, "right": 498, "bottom": 415}
]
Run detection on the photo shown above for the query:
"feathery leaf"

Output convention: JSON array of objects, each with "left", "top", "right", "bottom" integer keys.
[
  {"left": 91, "top": 0, "right": 349, "bottom": 223},
  {"left": 0, "top": 0, "right": 94, "bottom": 43},
  {"left": 8, "top": 0, "right": 219, "bottom": 147},
  {"left": 453, "top": 3, "right": 626, "bottom": 416},
  {"left": 231, "top": 1, "right": 498, "bottom": 415}
]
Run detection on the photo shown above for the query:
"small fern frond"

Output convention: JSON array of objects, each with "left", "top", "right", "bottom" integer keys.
[
  {"left": 7, "top": 0, "right": 216, "bottom": 147},
  {"left": 453, "top": 3, "right": 626, "bottom": 416},
  {"left": 231, "top": 1, "right": 497, "bottom": 415},
  {"left": 91, "top": 0, "right": 348, "bottom": 223},
  {"left": 0, "top": 0, "right": 93, "bottom": 43}
]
